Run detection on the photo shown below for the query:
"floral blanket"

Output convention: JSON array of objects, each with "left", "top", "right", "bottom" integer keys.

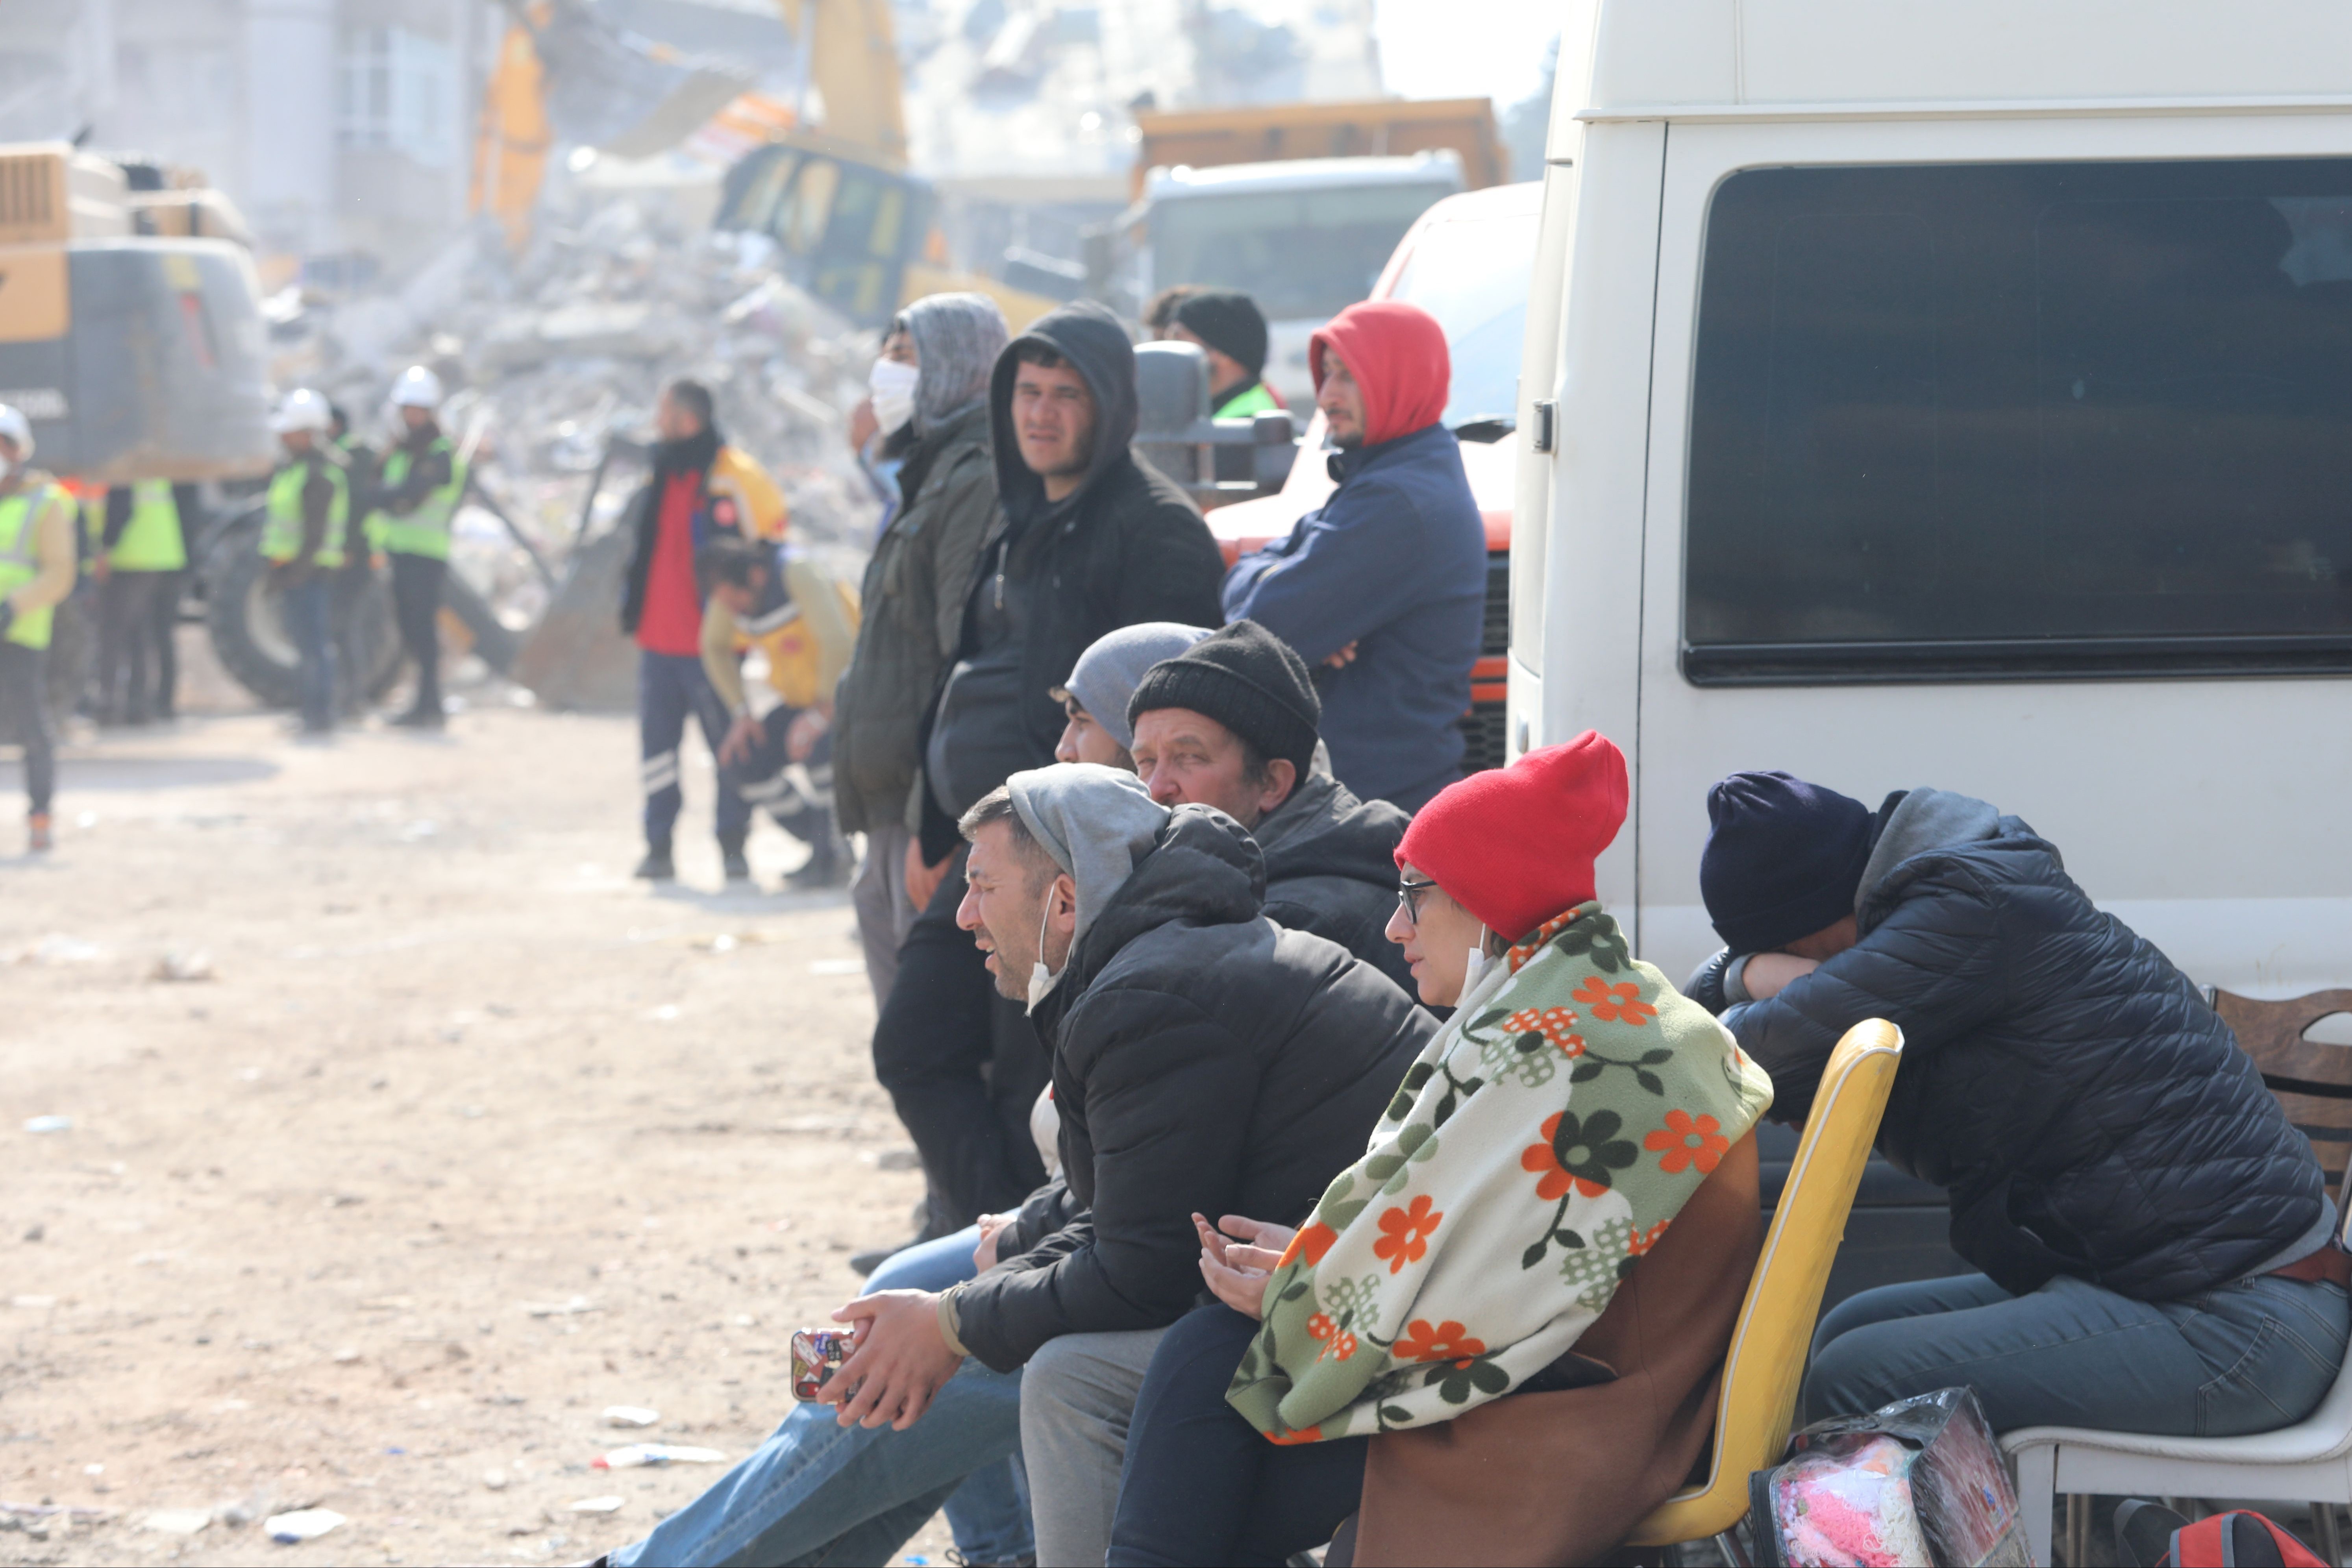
[{"left": 1226, "top": 903, "right": 1773, "bottom": 1441}]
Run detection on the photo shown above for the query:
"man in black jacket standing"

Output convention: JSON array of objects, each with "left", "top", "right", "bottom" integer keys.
[
  {"left": 871, "top": 301, "right": 1225, "bottom": 1261},
  {"left": 597, "top": 764, "right": 1428, "bottom": 1568},
  {"left": 1686, "top": 772, "right": 2348, "bottom": 1438}
]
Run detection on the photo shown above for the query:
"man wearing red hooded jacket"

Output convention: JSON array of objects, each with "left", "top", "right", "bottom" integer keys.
[{"left": 1222, "top": 300, "right": 1487, "bottom": 813}]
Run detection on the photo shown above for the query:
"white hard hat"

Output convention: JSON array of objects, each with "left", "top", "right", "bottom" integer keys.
[
  {"left": 0, "top": 403, "right": 33, "bottom": 459},
  {"left": 389, "top": 365, "right": 444, "bottom": 410},
  {"left": 272, "top": 387, "right": 333, "bottom": 435}
]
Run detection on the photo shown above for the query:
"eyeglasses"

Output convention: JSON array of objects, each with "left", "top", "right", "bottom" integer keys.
[{"left": 1396, "top": 877, "right": 1440, "bottom": 926}]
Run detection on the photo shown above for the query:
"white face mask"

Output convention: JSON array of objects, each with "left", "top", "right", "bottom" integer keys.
[
  {"left": 1460, "top": 929, "right": 1499, "bottom": 998},
  {"left": 1025, "top": 882, "right": 1071, "bottom": 1014},
  {"left": 869, "top": 357, "right": 920, "bottom": 436},
  {"left": 0, "top": 456, "right": 14, "bottom": 485}
]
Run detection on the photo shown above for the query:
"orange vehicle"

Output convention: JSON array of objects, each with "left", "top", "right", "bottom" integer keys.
[{"left": 1203, "top": 180, "right": 1541, "bottom": 773}]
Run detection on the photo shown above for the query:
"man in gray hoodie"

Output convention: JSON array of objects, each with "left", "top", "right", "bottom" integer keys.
[{"left": 598, "top": 764, "right": 1425, "bottom": 1568}]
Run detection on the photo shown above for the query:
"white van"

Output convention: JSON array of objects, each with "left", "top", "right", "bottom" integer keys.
[{"left": 1512, "top": 1, "right": 2352, "bottom": 998}]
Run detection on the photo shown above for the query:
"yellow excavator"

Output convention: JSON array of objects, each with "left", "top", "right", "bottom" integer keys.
[{"left": 470, "top": 0, "right": 1056, "bottom": 331}]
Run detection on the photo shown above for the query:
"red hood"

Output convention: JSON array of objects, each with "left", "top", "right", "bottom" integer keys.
[{"left": 1309, "top": 300, "right": 1450, "bottom": 447}]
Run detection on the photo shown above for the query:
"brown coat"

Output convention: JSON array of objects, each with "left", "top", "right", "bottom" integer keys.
[{"left": 1351, "top": 1132, "right": 1763, "bottom": 1566}]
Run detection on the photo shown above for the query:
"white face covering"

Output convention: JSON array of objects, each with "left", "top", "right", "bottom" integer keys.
[
  {"left": 869, "top": 357, "right": 920, "bottom": 436},
  {"left": 0, "top": 457, "right": 14, "bottom": 485},
  {"left": 1025, "top": 883, "right": 1071, "bottom": 1014},
  {"left": 1459, "top": 928, "right": 1499, "bottom": 999}
]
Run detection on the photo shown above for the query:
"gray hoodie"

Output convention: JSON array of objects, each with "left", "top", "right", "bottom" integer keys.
[{"left": 1006, "top": 764, "right": 1171, "bottom": 956}]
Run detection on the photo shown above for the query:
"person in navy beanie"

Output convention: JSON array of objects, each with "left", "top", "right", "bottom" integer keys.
[{"left": 1683, "top": 770, "right": 2344, "bottom": 1446}]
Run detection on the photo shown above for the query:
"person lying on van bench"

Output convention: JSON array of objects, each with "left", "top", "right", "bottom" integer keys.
[
  {"left": 596, "top": 765, "right": 1430, "bottom": 1568},
  {"left": 1687, "top": 771, "right": 2348, "bottom": 1440},
  {"left": 1221, "top": 300, "right": 1486, "bottom": 814},
  {"left": 1108, "top": 733, "right": 1775, "bottom": 1568}
]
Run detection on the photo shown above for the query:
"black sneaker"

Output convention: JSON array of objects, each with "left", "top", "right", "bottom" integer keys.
[
  {"left": 848, "top": 1237, "right": 922, "bottom": 1276},
  {"left": 633, "top": 847, "right": 675, "bottom": 881},
  {"left": 721, "top": 843, "right": 752, "bottom": 882},
  {"left": 392, "top": 705, "right": 444, "bottom": 730}
]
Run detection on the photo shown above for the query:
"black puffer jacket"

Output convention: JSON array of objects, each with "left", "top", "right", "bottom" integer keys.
[
  {"left": 1255, "top": 758, "right": 1417, "bottom": 996},
  {"left": 954, "top": 805, "right": 1432, "bottom": 1372},
  {"left": 1697, "top": 789, "right": 2324, "bottom": 1303}
]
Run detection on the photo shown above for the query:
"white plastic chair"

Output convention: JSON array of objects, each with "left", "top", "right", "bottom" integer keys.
[{"left": 2002, "top": 1349, "right": 2352, "bottom": 1566}]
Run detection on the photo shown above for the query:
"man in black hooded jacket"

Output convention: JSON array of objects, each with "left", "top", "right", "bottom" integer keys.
[
  {"left": 869, "top": 302, "right": 1226, "bottom": 1259},
  {"left": 597, "top": 765, "right": 1426, "bottom": 1568},
  {"left": 1686, "top": 772, "right": 2347, "bottom": 1439}
]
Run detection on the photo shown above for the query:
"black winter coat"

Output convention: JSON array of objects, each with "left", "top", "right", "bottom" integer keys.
[
  {"left": 919, "top": 304, "right": 1226, "bottom": 859},
  {"left": 1697, "top": 790, "right": 2323, "bottom": 1302},
  {"left": 954, "top": 805, "right": 1433, "bottom": 1372},
  {"left": 1255, "top": 761, "right": 1418, "bottom": 996}
]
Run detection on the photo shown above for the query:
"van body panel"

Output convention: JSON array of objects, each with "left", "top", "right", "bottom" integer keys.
[
  {"left": 1581, "top": 0, "right": 2352, "bottom": 112},
  {"left": 1597, "top": 111, "right": 2352, "bottom": 990}
]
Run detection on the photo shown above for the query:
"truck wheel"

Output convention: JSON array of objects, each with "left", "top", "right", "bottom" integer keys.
[{"left": 204, "top": 522, "right": 403, "bottom": 708}]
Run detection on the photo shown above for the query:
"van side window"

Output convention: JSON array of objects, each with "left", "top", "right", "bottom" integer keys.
[{"left": 1683, "top": 159, "right": 2352, "bottom": 683}]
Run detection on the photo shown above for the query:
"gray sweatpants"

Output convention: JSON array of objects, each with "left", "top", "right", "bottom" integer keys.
[
  {"left": 852, "top": 821, "right": 920, "bottom": 1011},
  {"left": 1021, "top": 1326, "right": 1171, "bottom": 1567}
]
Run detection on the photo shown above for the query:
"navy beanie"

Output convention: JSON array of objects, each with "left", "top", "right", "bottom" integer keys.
[{"left": 1699, "top": 771, "right": 1875, "bottom": 953}]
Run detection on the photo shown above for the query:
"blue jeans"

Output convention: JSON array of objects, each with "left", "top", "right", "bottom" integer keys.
[
  {"left": 608, "top": 1228, "right": 1032, "bottom": 1568},
  {"left": 283, "top": 573, "right": 335, "bottom": 732},
  {"left": 639, "top": 651, "right": 751, "bottom": 849},
  {"left": 1807, "top": 1270, "right": 2350, "bottom": 1437}
]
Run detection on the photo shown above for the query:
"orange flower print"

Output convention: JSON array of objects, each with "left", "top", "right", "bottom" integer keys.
[
  {"left": 1372, "top": 1194, "right": 1444, "bottom": 1274},
  {"left": 1627, "top": 1219, "right": 1672, "bottom": 1257},
  {"left": 1306, "top": 1311, "right": 1337, "bottom": 1342},
  {"left": 1318, "top": 1329, "right": 1359, "bottom": 1363},
  {"left": 1279, "top": 1222, "right": 1339, "bottom": 1269},
  {"left": 1644, "top": 1109, "right": 1730, "bottom": 1175},
  {"left": 1265, "top": 1425, "right": 1325, "bottom": 1446},
  {"left": 1521, "top": 1110, "right": 1626, "bottom": 1200},
  {"left": 1505, "top": 1006, "right": 1586, "bottom": 1058},
  {"left": 1394, "top": 1319, "right": 1490, "bottom": 1365},
  {"left": 1572, "top": 974, "right": 1658, "bottom": 1026}
]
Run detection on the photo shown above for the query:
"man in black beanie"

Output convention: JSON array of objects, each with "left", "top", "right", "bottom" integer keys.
[
  {"left": 1684, "top": 771, "right": 2345, "bottom": 1447},
  {"left": 1170, "top": 290, "right": 1281, "bottom": 418},
  {"left": 1125, "top": 619, "right": 1415, "bottom": 992}
]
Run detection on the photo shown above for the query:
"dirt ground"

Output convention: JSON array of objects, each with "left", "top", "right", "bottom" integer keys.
[{"left": 0, "top": 666, "right": 962, "bottom": 1566}]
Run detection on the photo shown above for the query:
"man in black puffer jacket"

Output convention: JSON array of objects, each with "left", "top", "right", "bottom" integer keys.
[{"left": 1687, "top": 772, "right": 2346, "bottom": 1439}]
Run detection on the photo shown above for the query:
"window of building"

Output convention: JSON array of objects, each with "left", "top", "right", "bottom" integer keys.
[
  {"left": 338, "top": 27, "right": 456, "bottom": 168},
  {"left": 1683, "top": 158, "right": 2352, "bottom": 683}
]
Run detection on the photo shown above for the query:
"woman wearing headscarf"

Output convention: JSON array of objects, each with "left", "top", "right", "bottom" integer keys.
[
  {"left": 834, "top": 292, "right": 1009, "bottom": 1009},
  {"left": 1107, "top": 732, "right": 1776, "bottom": 1566}
]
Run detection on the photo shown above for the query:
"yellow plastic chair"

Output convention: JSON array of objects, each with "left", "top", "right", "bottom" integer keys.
[{"left": 1625, "top": 1019, "right": 1906, "bottom": 1558}]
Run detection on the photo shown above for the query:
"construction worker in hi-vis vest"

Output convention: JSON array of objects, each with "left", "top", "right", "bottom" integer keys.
[
  {"left": 0, "top": 403, "right": 79, "bottom": 852},
  {"left": 265, "top": 389, "right": 352, "bottom": 736},
  {"left": 366, "top": 365, "right": 464, "bottom": 729},
  {"left": 93, "top": 475, "right": 193, "bottom": 725}
]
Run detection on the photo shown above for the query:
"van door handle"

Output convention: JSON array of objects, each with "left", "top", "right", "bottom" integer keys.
[{"left": 1530, "top": 399, "right": 1558, "bottom": 453}]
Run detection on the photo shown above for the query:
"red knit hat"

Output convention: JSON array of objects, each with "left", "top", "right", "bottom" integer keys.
[{"left": 1395, "top": 731, "right": 1630, "bottom": 942}]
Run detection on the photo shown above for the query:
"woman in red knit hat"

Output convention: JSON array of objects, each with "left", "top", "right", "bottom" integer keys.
[{"left": 1104, "top": 734, "right": 1777, "bottom": 1568}]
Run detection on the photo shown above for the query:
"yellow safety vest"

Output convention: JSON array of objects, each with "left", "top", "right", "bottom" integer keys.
[
  {"left": 366, "top": 436, "right": 465, "bottom": 560},
  {"left": 0, "top": 483, "right": 66, "bottom": 649},
  {"left": 261, "top": 453, "right": 351, "bottom": 569},
  {"left": 110, "top": 479, "right": 188, "bottom": 571}
]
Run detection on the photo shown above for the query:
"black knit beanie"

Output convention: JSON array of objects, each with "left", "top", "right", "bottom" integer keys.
[
  {"left": 1699, "top": 771, "right": 1875, "bottom": 953},
  {"left": 1173, "top": 290, "right": 1270, "bottom": 379},
  {"left": 1127, "top": 619, "right": 1319, "bottom": 779}
]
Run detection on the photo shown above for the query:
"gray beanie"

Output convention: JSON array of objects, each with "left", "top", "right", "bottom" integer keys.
[{"left": 1055, "top": 622, "right": 1214, "bottom": 751}]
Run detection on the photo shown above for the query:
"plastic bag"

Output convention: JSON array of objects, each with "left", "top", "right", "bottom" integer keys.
[{"left": 1750, "top": 1387, "right": 2031, "bottom": 1567}]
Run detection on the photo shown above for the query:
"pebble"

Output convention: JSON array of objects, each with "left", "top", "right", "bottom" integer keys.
[{"left": 482, "top": 1470, "right": 508, "bottom": 1492}]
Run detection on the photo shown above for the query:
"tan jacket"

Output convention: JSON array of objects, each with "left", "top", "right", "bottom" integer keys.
[{"left": 4, "top": 474, "right": 77, "bottom": 617}]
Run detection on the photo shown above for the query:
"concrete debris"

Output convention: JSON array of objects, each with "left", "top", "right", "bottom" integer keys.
[
  {"left": 151, "top": 951, "right": 217, "bottom": 983},
  {"left": 263, "top": 1507, "right": 346, "bottom": 1543},
  {"left": 601, "top": 1405, "right": 661, "bottom": 1427},
  {"left": 140, "top": 1508, "right": 212, "bottom": 1535}
]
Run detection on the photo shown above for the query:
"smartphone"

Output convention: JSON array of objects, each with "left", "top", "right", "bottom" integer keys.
[{"left": 790, "top": 1328, "right": 855, "bottom": 1401}]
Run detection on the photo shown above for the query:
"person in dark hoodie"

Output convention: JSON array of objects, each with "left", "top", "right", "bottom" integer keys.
[
  {"left": 868, "top": 301, "right": 1225, "bottom": 1262},
  {"left": 1125, "top": 618, "right": 1417, "bottom": 994},
  {"left": 1686, "top": 772, "right": 2347, "bottom": 1439},
  {"left": 594, "top": 764, "right": 1428, "bottom": 1568},
  {"left": 1222, "top": 299, "right": 1486, "bottom": 813}
]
